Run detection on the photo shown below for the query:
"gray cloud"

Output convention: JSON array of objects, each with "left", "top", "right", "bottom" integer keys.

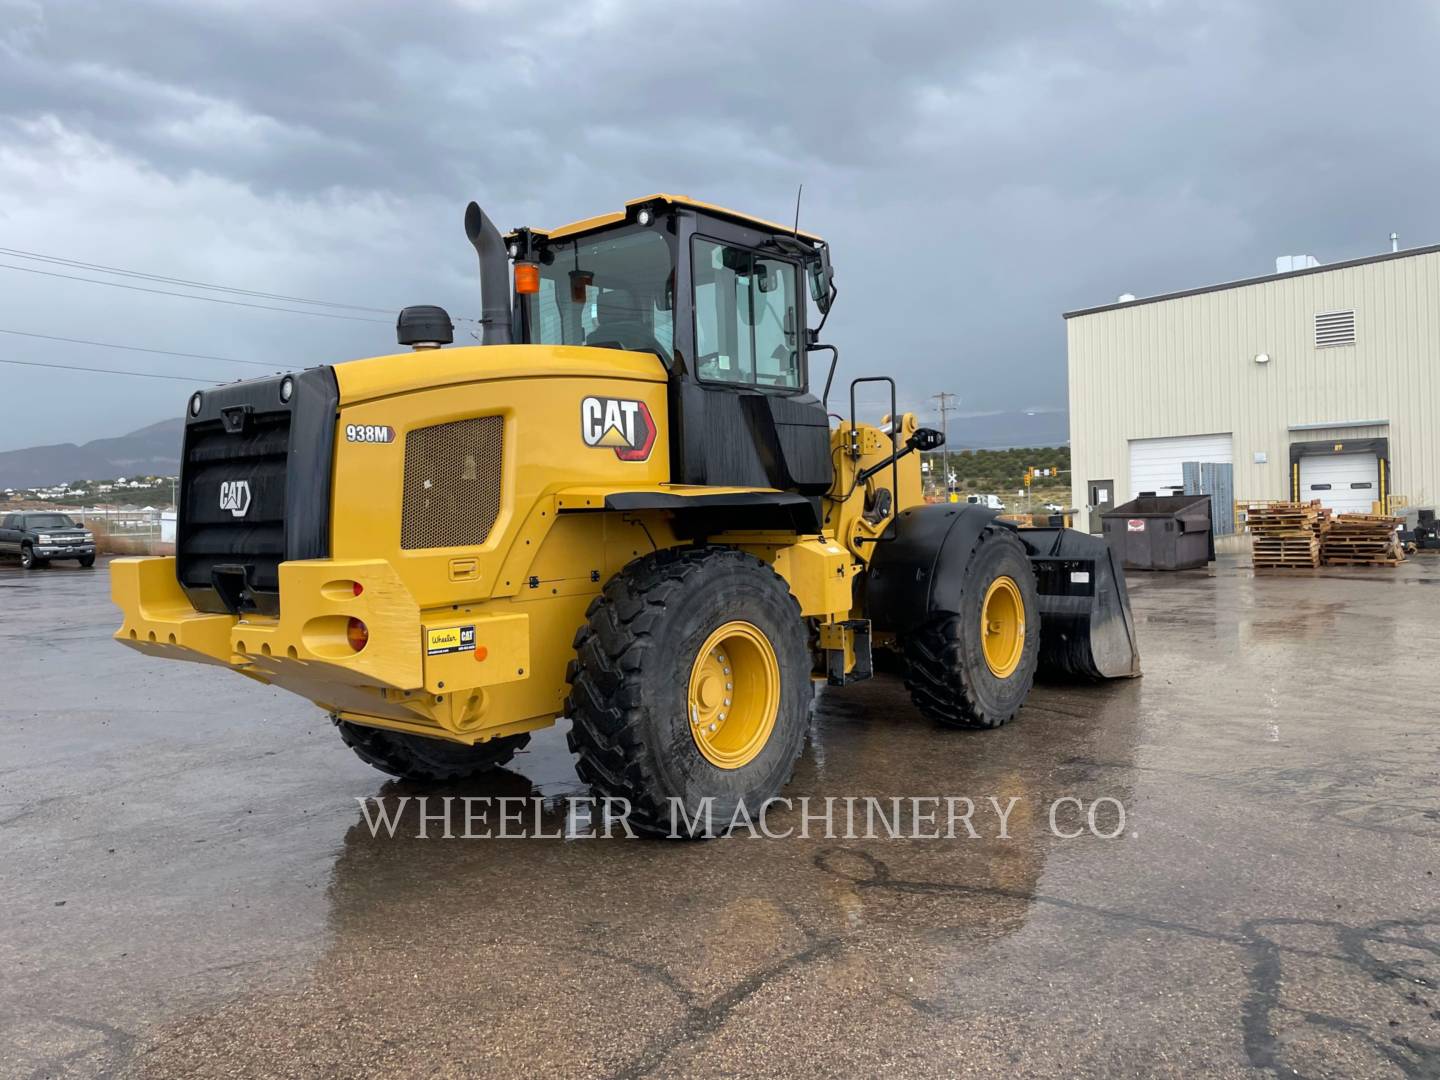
[{"left": 1, "top": 0, "right": 1437, "bottom": 448}]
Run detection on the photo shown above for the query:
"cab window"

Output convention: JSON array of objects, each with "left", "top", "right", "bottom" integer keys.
[
  {"left": 524, "top": 227, "right": 674, "bottom": 361},
  {"left": 691, "top": 238, "right": 801, "bottom": 389}
]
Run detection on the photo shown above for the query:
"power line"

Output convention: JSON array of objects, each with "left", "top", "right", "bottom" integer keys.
[
  {"left": 0, "top": 357, "right": 232, "bottom": 383},
  {"left": 0, "top": 245, "right": 483, "bottom": 323},
  {"left": 0, "top": 327, "right": 279, "bottom": 368},
  {"left": 0, "top": 262, "right": 392, "bottom": 323},
  {"left": 0, "top": 246, "right": 394, "bottom": 314}
]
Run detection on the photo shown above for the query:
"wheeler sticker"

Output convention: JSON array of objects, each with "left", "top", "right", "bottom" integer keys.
[
  {"left": 580, "top": 396, "right": 656, "bottom": 462},
  {"left": 219, "top": 479, "right": 251, "bottom": 518},
  {"left": 426, "top": 625, "right": 476, "bottom": 656},
  {"left": 346, "top": 424, "right": 395, "bottom": 443}
]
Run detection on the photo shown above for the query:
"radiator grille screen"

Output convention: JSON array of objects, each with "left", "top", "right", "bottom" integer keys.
[{"left": 401, "top": 415, "right": 504, "bottom": 550}]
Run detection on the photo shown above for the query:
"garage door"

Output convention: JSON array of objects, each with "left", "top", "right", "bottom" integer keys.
[
  {"left": 1129, "top": 433, "right": 1233, "bottom": 499},
  {"left": 1299, "top": 452, "right": 1380, "bottom": 514}
]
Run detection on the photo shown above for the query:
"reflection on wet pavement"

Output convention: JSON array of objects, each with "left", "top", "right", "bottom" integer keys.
[{"left": 1, "top": 555, "right": 1437, "bottom": 1077}]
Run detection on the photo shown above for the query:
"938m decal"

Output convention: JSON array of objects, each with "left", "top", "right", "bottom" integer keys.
[
  {"left": 580, "top": 396, "right": 656, "bottom": 461},
  {"left": 345, "top": 424, "right": 395, "bottom": 443}
]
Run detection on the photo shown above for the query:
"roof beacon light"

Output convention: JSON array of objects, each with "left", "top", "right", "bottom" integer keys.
[{"left": 515, "top": 263, "right": 540, "bottom": 295}]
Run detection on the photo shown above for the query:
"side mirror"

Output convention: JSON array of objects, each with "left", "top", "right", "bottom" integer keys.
[{"left": 808, "top": 243, "right": 834, "bottom": 313}]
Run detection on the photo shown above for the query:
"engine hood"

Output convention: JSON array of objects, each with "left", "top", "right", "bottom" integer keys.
[{"left": 334, "top": 344, "right": 667, "bottom": 407}]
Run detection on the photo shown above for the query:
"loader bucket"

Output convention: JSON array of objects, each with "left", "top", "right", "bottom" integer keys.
[{"left": 1019, "top": 528, "right": 1141, "bottom": 681}]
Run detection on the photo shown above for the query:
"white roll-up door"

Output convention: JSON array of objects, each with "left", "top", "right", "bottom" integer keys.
[
  {"left": 1298, "top": 452, "right": 1380, "bottom": 514},
  {"left": 1128, "top": 433, "right": 1233, "bottom": 500}
]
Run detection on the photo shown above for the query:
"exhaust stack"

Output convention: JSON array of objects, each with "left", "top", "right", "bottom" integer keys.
[{"left": 464, "top": 201, "right": 513, "bottom": 345}]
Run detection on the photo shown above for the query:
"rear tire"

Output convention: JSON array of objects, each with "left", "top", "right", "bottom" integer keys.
[
  {"left": 334, "top": 717, "right": 529, "bottom": 782},
  {"left": 901, "top": 526, "right": 1040, "bottom": 729},
  {"left": 566, "top": 546, "right": 811, "bottom": 837}
]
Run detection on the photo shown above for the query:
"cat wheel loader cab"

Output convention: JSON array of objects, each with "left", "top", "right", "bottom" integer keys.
[{"left": 111, "top": 193, "right": 1139, "bottom": 838}]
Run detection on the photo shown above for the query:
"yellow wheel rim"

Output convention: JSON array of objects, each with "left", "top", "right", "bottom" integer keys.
[
  {"left": 980, "top": 575, "right": 1025, "bottom": 679},
  {"left": 687, "top": 620, "right": 780, "bottom": 770}
]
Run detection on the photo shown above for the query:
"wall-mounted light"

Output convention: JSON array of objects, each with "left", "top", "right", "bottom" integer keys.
[{"left": 1254, "top": 352, "right": 1271, "bottom": 365}]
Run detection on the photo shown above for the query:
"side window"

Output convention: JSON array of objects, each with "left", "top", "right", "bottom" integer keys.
[
  {"left": 1, "top": 515, "right": 13, "bottom": 529},
  {"left": 691, "top": 238, "right": 800, "bottom": 389},
  {"left": 753, "top": 256, "right": 799, "bottom": 388}
]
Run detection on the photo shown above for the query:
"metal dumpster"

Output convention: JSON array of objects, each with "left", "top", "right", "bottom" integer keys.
[{"left": 1102, "top": 494, "right": 1215, "bottom": 571}]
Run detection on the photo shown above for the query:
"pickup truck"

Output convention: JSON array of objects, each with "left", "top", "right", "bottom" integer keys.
[
  {"left": 0, "top": 512, "right": 97, "bottom": 569},
  {"left": 965, "top": 493, "right": 1006, "bottom": 511}
]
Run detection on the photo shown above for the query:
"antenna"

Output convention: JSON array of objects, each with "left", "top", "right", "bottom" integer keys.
[{"left": 793, "top": 183, "right": 804, "bottom": 237}]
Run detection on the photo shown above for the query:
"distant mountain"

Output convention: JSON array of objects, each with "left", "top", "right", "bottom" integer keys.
[
  {"left": 0, "top": 418, "right": 182, "bottom": 489},
  {"left": 942, "top": 410, "right": 1069, "bottom": 450}
]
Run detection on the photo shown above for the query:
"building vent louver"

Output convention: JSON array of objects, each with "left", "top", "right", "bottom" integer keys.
[{"left": 1314, "top": 310, "right": 1356, "bottom": 348}]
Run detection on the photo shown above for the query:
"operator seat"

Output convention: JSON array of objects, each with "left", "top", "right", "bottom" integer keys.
[{"left": 585, "top": 288, "right": 659, "bottom": 354}]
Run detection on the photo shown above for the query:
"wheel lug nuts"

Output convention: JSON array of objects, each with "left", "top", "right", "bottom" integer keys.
[{"left": 708, "top": 722, "right": 717, "bottom": 732}]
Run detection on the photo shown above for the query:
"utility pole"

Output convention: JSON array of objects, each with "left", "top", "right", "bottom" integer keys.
[{"left": 931, "top": 392, "right": 959, "bottom": 498}]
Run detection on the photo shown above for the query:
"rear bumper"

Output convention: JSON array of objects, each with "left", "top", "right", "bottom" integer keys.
[{"left": 111, "top": 556, "right": 535, "bottom": 742}]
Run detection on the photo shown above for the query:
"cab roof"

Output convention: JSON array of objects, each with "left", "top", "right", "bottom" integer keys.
[{"left": 512, "top": 193, "right": 825, "bottom": 245}]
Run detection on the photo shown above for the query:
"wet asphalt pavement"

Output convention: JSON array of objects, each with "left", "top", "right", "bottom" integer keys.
[{"left": 2, "top": 554, "right": 1438, "bottom": 1078}]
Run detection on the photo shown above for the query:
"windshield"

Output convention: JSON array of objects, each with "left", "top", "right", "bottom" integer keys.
[
  {"left": 523, "top": 227, "right": 674, "bottom": 360},
  {"left": 27, "top": 514, "right": 77, "bottom": 529}
]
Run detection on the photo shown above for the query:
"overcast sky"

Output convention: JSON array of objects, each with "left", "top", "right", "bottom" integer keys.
[{"left": 2, "top": 0, "right": 1437, "bottom": 451}]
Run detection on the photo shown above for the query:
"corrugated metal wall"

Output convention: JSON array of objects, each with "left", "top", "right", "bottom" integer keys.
[{"left": 1066, "top": 248, "right": 1440, "bottom": 514}]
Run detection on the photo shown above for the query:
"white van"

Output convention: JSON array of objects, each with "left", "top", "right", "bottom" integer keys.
[{"left": 966, "top": 494, "right": 1006, "bottom": 511}]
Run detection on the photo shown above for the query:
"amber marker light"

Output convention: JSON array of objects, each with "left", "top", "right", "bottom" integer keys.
[{"left": 346, "top": 618, "right": 369, "bottom": 652}]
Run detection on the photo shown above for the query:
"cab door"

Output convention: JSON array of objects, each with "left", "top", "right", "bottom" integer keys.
[{"left": 679, "top": 235, "right": 831, "bottom": 494}]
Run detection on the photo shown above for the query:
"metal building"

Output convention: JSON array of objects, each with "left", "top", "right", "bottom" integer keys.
[{"left": 1064, "top": 243, "right": 1440, "bottom": 532}]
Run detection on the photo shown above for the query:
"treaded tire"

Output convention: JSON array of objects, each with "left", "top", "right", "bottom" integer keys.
[
  {"left": 78, "top": 554, "right": 96, "bottom": 568},
  {"left": 334, "top": 717, "right": 529, "bottom": 782},
  {"left": 566, "top": 546, "right": 811, "bottom": 838},
  {"left": 901, "top": 526, "right": 1040, "bottom": 729},
  {"left": 20, "top": 544, "right": 43, "bottom": 570}
]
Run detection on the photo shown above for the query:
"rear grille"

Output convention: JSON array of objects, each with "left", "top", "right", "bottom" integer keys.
[
  {"left": 180, "top": 412, "right": 290, "bottom": 593},
  {"left": 176, "top": 367, "right": 338, "bottom": 616},
  {"left": 401, "top": 416, "right": 504, "bottom": 550}
]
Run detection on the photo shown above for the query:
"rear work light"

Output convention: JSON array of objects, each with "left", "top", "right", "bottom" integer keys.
[{"left": 346, "top": 618, "right": 369, "bottom": 652}]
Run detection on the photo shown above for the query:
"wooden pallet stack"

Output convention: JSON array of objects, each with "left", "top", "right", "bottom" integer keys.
[
  {"left": 1249, "top": 501, "right": 1324, "bottom": 568},
  {"left": 1320, "top": 514, "right": 1406, "bottom": 566}
]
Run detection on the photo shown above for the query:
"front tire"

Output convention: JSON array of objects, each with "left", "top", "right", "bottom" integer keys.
[
  {"left": 901, "top": 526, "right": 1040, "bottom": 729},
  {"left": 20, "top": 544, "right": 43, "bottom": 570},
  {"left": 334, "top": 717, "right": 529, "bottom": 782},
  {"left": 566, "top": 547, "right": 811, "bottom": 837},
  {"left": 78, "top": 554, "right": 96, "bottom": 568}
]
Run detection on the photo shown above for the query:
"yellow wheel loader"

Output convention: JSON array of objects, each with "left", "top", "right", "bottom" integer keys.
[{"left": 111, "top": 194, "right": 1139, "bottom": 836}]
